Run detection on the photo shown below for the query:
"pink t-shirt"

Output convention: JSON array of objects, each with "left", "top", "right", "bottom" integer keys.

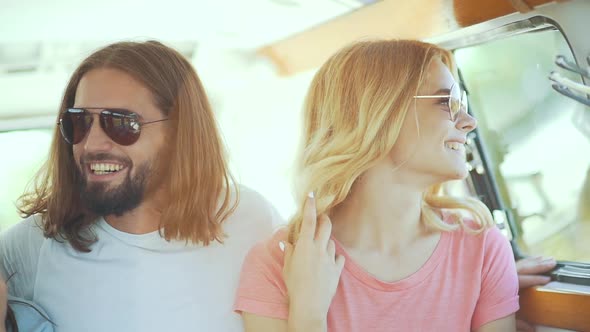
[{"left": 234, "top": 214, "right": 519, "bottom": 331}]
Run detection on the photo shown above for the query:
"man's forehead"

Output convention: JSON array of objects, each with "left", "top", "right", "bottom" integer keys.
[{"left": 74, "top": 68, "right": 156, "bottom": 114}]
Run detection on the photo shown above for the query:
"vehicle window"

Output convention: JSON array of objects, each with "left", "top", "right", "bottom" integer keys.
[
  {"left": 455, "top": 29, "right": 590, "bottom": 263},
  {"left": 0, "top": 129, "right": 52, "bottom": 230}
]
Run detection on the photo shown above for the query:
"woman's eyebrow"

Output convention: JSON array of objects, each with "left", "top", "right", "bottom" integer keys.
[{"left": 430, "top": 88, "right": 451, "bottom": 95}]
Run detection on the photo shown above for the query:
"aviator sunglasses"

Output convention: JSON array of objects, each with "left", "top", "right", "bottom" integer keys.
[
  {"left": 58, "top": 108, "right": 168, "bottom": 146},
  {"left": 413, "top": 83, "right": 468, "bottom": 122}
]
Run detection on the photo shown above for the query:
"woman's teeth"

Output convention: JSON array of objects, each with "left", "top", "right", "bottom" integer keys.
[{"left": 445, "top": 142, "right": 463, "bottom": 151}]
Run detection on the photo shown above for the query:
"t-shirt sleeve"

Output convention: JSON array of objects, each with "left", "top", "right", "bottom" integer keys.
[
  {"left": 233, "top": 232, "right": 289, "bottom": 320},
  {"left": 10, "top": 297, "right": 55, "bottom": 332},
  {"left": 471, "top": 226, "right": 520, "bottom": 329},
  {"left": 0, "top": 216, "right": 44, "bottom": 300}
]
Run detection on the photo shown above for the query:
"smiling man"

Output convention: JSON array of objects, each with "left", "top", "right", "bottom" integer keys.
[{"left": 0, "top": 41, "right": 278, "bottom": 332}]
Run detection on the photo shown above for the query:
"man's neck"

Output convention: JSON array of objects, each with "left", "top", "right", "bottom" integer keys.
[{"left": 104, "top": 203, "right": 162, "bottom": 234}]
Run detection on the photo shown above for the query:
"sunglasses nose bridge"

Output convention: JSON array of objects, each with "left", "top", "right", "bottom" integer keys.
[
  {"left": 82, "top": 113, "right": 116, "bottom": 148},
  {"left": 83, "top": 113, "right": 102, "bottom": 139}
]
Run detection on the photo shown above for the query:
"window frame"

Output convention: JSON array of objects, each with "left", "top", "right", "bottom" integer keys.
[{"left": 429, "top": 13, "right": 590, "bottom": 280}]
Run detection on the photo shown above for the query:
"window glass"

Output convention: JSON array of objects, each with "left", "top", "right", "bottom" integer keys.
[
  {"left": 455, "top": 29, "right": 590, "bottom": 263},
  {"left": 0, "top": 129, "right": 52, "bottom": 230}
]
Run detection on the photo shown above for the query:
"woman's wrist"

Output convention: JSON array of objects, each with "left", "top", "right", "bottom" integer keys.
[
  {"left": 287, "top": 318, "right": 326, "bottom": 332},
  {"left": 287, "top": 304, "right": 327, "bottom": 332}
]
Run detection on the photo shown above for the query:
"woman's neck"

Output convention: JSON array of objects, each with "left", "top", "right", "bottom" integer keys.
[{"left": 330, "top": 164, "right": 433, "bottom": 254}]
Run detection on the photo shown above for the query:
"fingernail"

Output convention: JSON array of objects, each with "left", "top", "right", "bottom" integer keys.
[
  {"left": 279, "top": 241, "right": 285, "bottom": 252},
  {"left": 308, "top": 191, "right": 315, "bottom": 198}
]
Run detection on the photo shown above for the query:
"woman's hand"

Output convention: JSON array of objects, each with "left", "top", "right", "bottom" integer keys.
[
  {"left": 282, "top": 193, "right": 345, "bottom": 331},
  {"left": 516, "top": 256, "right": 556, "bottom": 289},
  {"left": 515, "top": 256, "right": 557, "bottom": 332}
]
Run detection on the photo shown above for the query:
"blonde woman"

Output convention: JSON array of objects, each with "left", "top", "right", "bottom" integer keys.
[{"left": 234, "top": 40, "right": 519, "bottom": 331}]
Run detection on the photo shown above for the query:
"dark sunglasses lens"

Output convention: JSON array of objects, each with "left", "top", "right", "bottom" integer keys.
[
  {"left": 60, "top": 109, "right": 92, "bottom": 144},
  {"left": 100, "top": 111, "right": 140, "bottom": 146}
]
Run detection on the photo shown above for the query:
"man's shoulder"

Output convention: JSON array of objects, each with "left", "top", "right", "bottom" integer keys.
[
  {"left": 235, "top": 185, "right": 272, "bottom": 208},
  {"left": 232, "top": 185, "right": 284, "bottom": 222},
  {"left": 223, "top": 185, "right": 284, "bottom": 239},
  {"left": 1, "top": 215, "right": 46, "bottom": 299},
  {"left": 1, "top": 215, "right": 46, "bottom": 250}
]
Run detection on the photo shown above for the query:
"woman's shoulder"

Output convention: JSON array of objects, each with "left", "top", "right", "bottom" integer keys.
[
  {"left": 251, "top": 225, "right": 289, "bottom": 255},
  {"left": 440, "top": 210, "right": 515, "bottom": 287},
  {"left": 442, "top": 209, "right": 509, "bottom": 250},
  {"left": 246, "top": 227, "right": 289, "bottom": 264},
  {"left": 8, "top": 295, "right": 54, "bottom": 332}
]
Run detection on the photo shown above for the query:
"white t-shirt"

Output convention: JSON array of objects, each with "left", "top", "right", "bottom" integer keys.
[{"left": 0, "top": 186, "right": 280, "bottom": 332}]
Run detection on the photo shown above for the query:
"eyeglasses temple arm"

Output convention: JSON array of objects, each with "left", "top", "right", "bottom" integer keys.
[
  {"left": 141, "top": 118, "right": 169, "bottom": 125},
  {"left": 413, "top": 95, "right": 452, "bottom": 99}
]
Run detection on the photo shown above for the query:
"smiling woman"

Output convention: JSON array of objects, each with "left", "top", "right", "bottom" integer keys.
[{"left": 235, "top": 39, "right": 518, "bottom": 332}]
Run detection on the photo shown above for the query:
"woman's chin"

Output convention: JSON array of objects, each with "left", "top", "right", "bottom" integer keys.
[{"left": 442, "top": 167, "right": 469, "bottom": 181}]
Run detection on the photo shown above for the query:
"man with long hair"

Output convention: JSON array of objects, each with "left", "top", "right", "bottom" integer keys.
[{"left": 0, "top": 41, "right": 277, "bottom": 331}]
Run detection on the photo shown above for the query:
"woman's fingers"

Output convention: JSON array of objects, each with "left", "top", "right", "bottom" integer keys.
[
  {"left": 518, "top": 274, "right": 552, "bottom": 289},
  {"left": 282, "top": 242, "right": 293, "bottom": 265},
  {"left": 299, "top": 192, "right": 317, "bottom": 242},
  {"left": 327, "top": 240, "right": 336, "bottom": 261},
  {"left": 516, "top": 256, "right": 556, "bottom": 275},
  {"left": 335, "top": 254, "right": 346, "bottom": 273},
  {"left": 280, "top": 193, "right": 346, "bottom": 321},
  {"left": 315, "top": 214, "right": 332, "bottom": 249},
  {"left": 516, "top": 318, "right": 536, "bottom": 332}
]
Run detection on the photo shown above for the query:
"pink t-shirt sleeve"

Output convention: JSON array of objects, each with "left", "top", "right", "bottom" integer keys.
[
  {"left": 233, "top": 231, "right": 289, "bottom": 320},
  {"left": 471, "top": 226, "right": 520, "bottom": 329}
]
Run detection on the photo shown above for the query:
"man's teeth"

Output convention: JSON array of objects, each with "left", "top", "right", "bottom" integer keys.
[
  {"left": 90, "top": 163, "right": 124, "bottom": 174},
  {"left": 445, "top": 142, "right": 463, "bottom": 151}
]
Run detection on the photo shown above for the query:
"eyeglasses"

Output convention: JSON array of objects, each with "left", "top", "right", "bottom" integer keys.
[
  {"left": 413, "top": 84, "right": 468, "bottom": 122},
  {"left": 58, "top": 108, "right": 168, "bottom": 146}
]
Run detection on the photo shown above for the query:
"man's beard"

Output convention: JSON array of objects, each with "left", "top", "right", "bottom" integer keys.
[{"left": 77, "top": 158, "right": 152, "bottom": 217}]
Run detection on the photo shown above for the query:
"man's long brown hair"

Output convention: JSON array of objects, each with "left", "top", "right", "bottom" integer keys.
[{"left": 18, "top": 40, "right": 238, "bottom": 252}]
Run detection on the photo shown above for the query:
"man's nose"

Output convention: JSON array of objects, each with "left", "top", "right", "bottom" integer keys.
[{"left": 82, "top": 117, "right": 114, "bottom": 152}]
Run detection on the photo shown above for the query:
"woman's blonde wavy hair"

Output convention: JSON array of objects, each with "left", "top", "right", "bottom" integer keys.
[
  {"left": 288, "top": 39, "right": 494, "bottom": 243},
  {"left": 18, "top": 41, "right": 238, "bottom": 252}
]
